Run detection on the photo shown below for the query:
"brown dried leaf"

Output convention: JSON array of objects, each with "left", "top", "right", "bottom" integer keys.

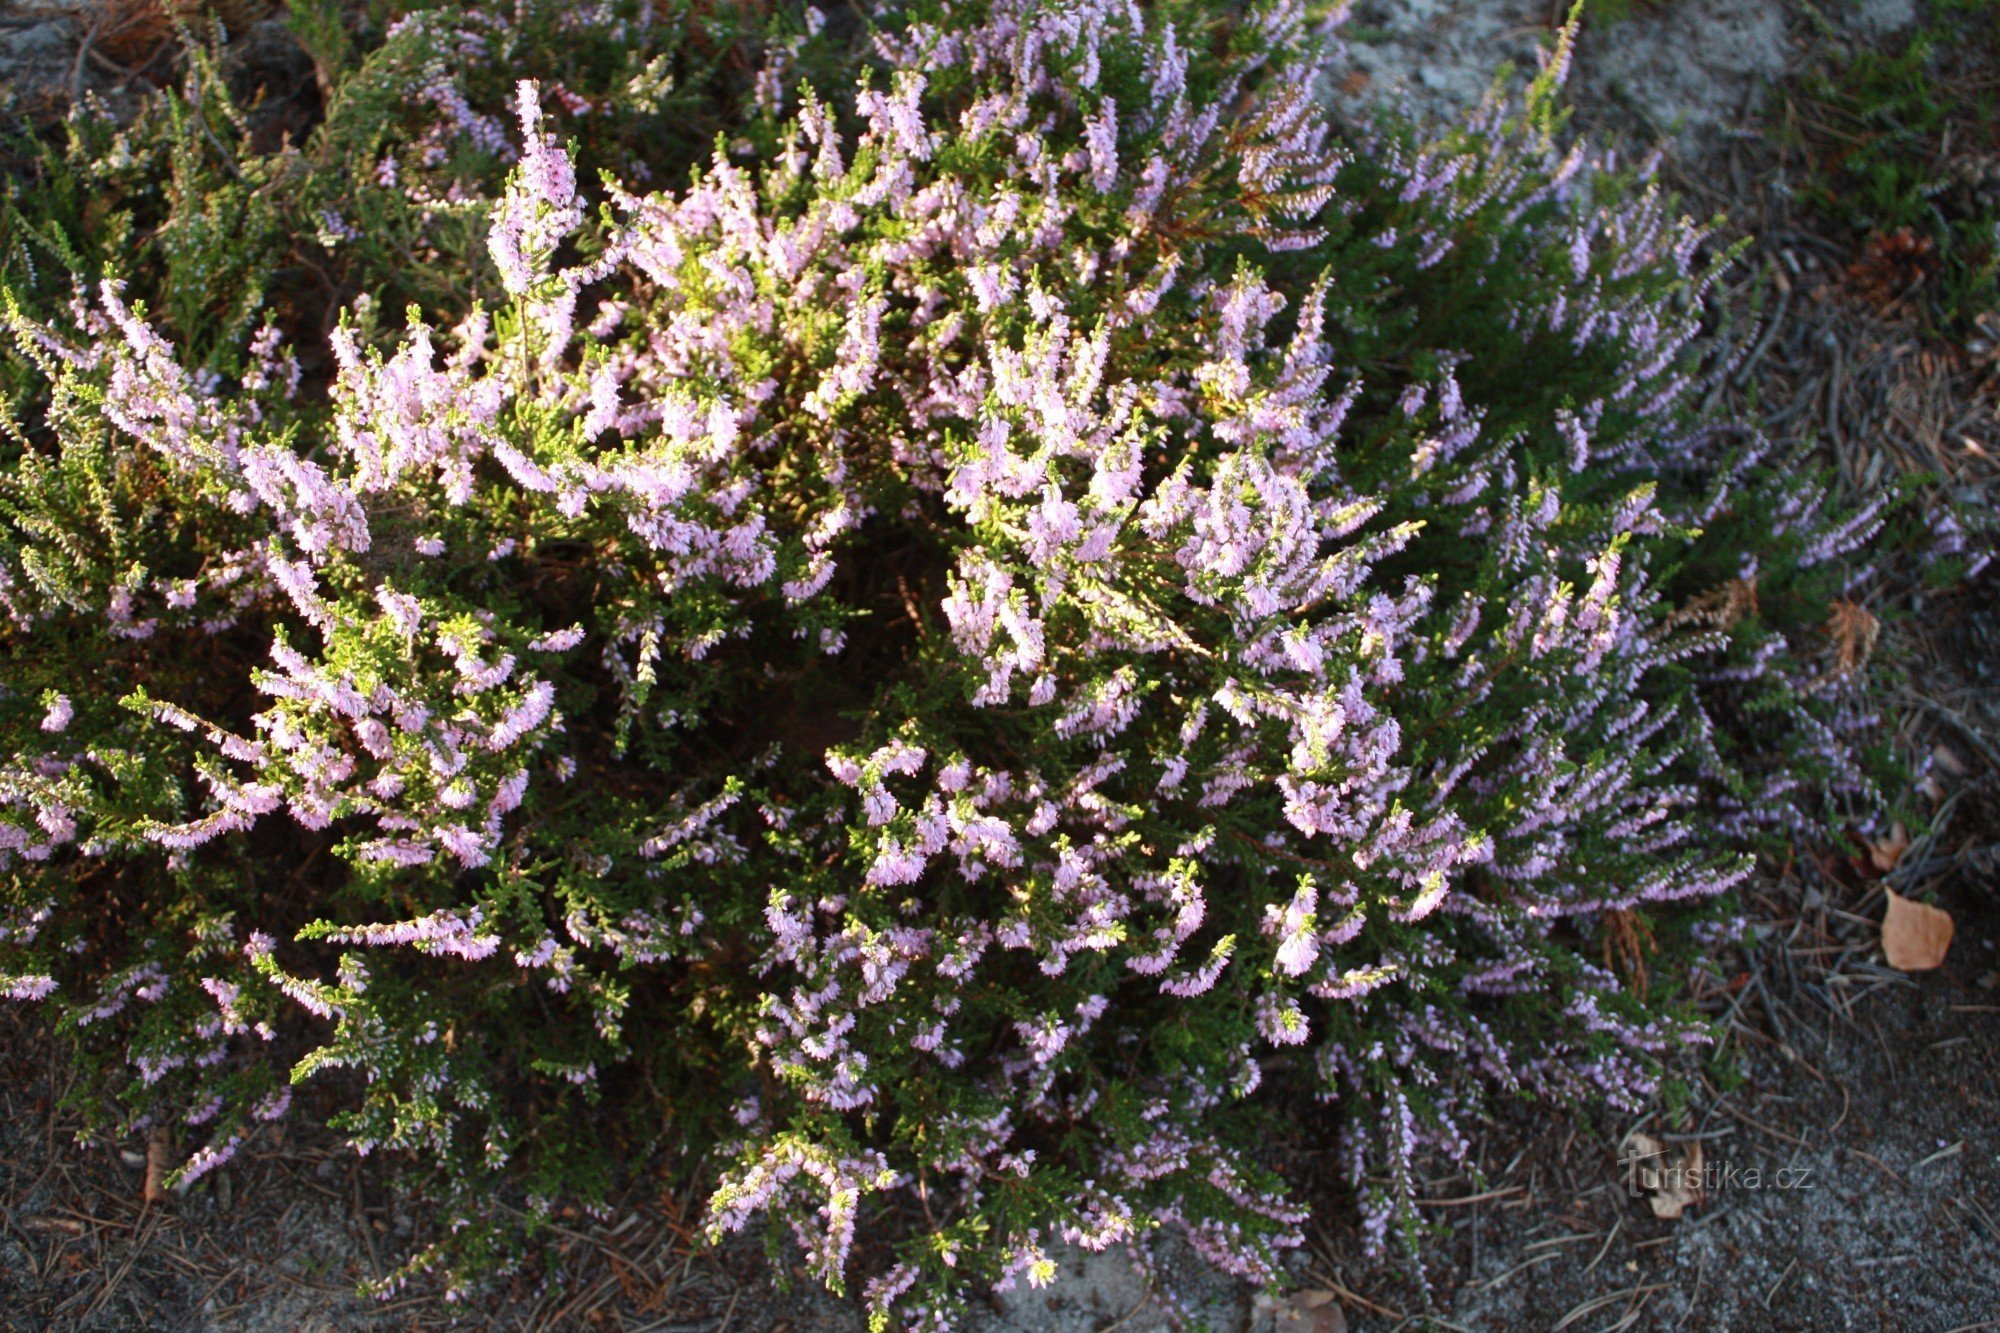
[
  {"left": 1653, "top": 1140, "right": 1702, "bottom": 1219},
  {"left": 143, "top": 1125, "right": 171, "bottom": 1206},
  {"left": 1933, "top": 744, "right": 1969, "bottom": 778},
  {"left": 1866, "top": 822, "right": 1911, "bottom": 875},
  {"left": 1624, "top": 1132, "right": 1704, "bottom": 1219},
  {"left": 1882, "top": 888, "right": 1954, "bottom": 971},
  {"left": 1286, "top": 1292, "right": 1347, "bottom": 1333}
]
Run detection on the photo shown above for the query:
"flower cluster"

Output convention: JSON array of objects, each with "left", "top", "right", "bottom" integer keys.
[{"left": 0, "top": 0, "right": 1902, "bottom": 1320}]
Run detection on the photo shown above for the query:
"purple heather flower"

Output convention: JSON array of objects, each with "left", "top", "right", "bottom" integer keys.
[{"left": 39, "top": 694, "right": 72, "bottom": 733}]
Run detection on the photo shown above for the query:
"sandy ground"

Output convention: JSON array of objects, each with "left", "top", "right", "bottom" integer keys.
[{"left": 4, "top": 1, "right": 1999, "bottom": 1329}]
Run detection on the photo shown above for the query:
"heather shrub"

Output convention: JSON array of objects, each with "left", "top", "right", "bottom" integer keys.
[{"left": 1, "top": 0, "right": 1891, "bottom": 1321}]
